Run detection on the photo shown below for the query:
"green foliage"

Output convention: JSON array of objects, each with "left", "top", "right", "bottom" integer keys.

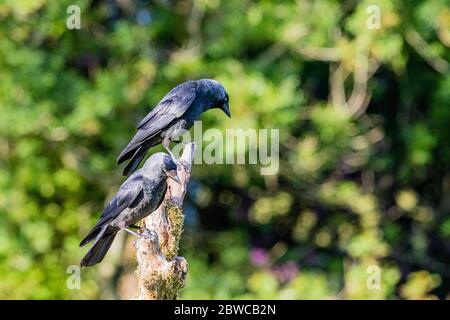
[{"left": 0, "top": 0, "right": 448, "bottom": 299}]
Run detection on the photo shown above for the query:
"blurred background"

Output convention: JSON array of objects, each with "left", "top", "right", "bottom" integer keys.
[{"left": 0, "top": 0, "right": 449, "bottom": 299}]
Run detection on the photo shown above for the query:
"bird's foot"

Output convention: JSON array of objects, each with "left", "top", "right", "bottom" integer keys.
[
  {"left": 139, "top": 228, "right": 158, "bottom": 241},
  {"left": 124, "top": 227, "right": 142, "bottom": 238},
  {"left": 163, "top": 144, "right": 179, "bottom": 164},
  {"left": 124, "top": 226, "right": 158, "bottom": 242}
]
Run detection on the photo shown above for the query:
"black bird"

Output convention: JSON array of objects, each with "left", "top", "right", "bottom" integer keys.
[
  {"left": 80, "top": 153, "right": 180, "bottom": 267},
  {"left": 117, "top": 79, "right": 230, "bottom": 176}
]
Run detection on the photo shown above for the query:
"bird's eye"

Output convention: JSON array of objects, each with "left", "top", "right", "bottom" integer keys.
[{"left": 224, "top": 96, "right": 229, "bottom": 102}]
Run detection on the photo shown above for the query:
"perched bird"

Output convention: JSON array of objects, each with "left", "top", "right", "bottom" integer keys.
[
  {"left": 117, "top": 79, "right": 230, "bottom": 176},
  {"left": 80, "top": 153, "right": 180, "bottom": 267}
]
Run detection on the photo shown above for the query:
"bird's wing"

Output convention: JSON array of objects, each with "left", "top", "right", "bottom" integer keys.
[
  {"left": 80, "top": 173, "right": 145, "bottom": 247},
  {"left": 95, "top": 174, "right": 144, "bottom": 228},
  {"left": 116, "top": 81, "right": 198, "bottom": 166},
  {"left": 137, "top": 81, "right": 198, "bottom": 131}
]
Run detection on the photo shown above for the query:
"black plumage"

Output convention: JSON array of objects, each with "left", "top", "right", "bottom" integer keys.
[
  {"left": 80, "top": 153, "right": 179, "bottom": 267},
  {"left": 117, "top": 79, "right": 230, "bottom": 176}
]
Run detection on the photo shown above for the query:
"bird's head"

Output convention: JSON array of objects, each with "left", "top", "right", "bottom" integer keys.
[
  {"left": 142, "top": 153, "right": 181, "bottom": 184},
  {"left": 199, "top": 79, "right": 231, "bottom": 118}
]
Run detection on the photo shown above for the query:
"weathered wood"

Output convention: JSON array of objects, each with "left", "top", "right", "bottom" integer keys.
[{"left": 134, "top": 143, "right": 196, "bottom": 300}]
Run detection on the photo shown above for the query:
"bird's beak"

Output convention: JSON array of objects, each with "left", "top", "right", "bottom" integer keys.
[
  {"left": 222, "top": 102, "right": 231, "bottom": 118},
  {"left": 167, "top": 170, "right": 181, "bottom": 185}
]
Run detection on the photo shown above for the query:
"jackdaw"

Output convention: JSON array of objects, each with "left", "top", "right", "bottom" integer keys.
[
  {"left": 117, "top": 79, "right": 230, "bottom": 176},
  {"left": 80, "top": 153, "right": 180, "bottom": 267}
]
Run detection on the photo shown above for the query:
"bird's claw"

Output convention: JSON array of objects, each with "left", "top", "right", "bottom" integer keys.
[{"left": 140, "top": 228, "right": 158, "bottom": 241}]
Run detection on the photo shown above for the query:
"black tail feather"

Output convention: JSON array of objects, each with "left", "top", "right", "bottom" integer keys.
[
  {"left": 80, "top": 232, "right": 117, "bottom": 267},
  {"left": 117, "top": 144, "right": 137, "bottom": 165},
  {"left": 122, "top": 146, "right": 147, "bottom": 176},
  {"left": 117, "top": 132, "right": 148, "bottom": 165}
]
